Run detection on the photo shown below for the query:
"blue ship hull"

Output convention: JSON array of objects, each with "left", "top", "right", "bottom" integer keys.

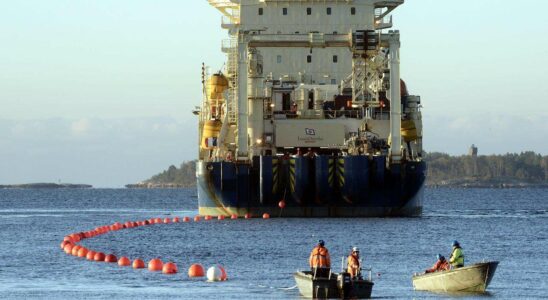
[{"left": 197, "top": 156, "right": 425, "bottom": 217}]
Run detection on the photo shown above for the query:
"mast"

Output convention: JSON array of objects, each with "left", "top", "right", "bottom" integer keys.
[{"left": 388, "top": 30, "right": 402, "bottom": 163}]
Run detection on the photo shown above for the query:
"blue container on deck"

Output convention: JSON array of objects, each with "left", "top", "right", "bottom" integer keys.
[
  {"left": 315, "top": 155, "right": 335, "bottom": 204},
  {"left": 372, "top": 156, "right": 386, "bottom": 186},
  {"left": 260, "top": 156, "right": 275, "bottom": 205},
  {"left": 339, "top": 156, "right": 370, "bottom": 204},
  {"left": 220, "top": 162, "right": 238, "bottom": 207},
  {"left": 290, "top": 157, "right": 309, "bottom": 204},
  {"left": 236, "top": 164, "right": 250, "bottom": 208}
]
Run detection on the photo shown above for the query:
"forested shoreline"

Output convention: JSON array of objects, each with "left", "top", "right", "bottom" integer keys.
[{"left": 127, "top": 152, "right": 548, "bottom": 188}]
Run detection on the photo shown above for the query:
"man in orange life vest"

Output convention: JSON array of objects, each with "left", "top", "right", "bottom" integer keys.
[
  {"left": 425, "top": 254, "right": 450, "bottom": 273},
  {"left": 309, "top": 240, "right": 331, "bottom": 277},
  {"left": 347, "top": 247, "right": 362, "bottom": 279}
]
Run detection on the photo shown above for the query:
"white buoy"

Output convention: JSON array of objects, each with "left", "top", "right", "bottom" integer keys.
[{"left": 207, "top": 266, "right": 222, "bottom": 281}]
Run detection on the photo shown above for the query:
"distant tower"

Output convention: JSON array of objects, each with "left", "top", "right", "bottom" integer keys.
[{"left": 468, "top": 144, "right": 478, "bottom": 177}]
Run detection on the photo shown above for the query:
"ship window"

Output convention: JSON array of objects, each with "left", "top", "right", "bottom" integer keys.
[
  {"left": 283, "top": 8, "right": 287, "bottom": 15},
  {"left": 333, "top": 55, "right": 338, "bottom": 63},
  {"left": 277, "top": 55, "right": 282, "bottom": 63},
  {"left": 351, "top": 7, "right": 356, "bottom": 15},
  {"left": 259, "top": 7, "right": 263, "bottom": 15},
  {"left": 327, "top": 7, "right": 331, "bottom": 15},
  {"left": 307, "top": 7, "right": 312, "bottom": 15},
  {"left": 307, "top": 55, "right": 312, "bottom": 63}
]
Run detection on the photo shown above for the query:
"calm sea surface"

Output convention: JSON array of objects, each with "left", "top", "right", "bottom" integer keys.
[{"left": 0, "top": 188, "right": 546, "bottom": 299}]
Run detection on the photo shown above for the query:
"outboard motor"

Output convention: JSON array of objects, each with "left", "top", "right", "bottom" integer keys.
[{"left": 337, "top": 272, "right": 352, "bottom": 299}]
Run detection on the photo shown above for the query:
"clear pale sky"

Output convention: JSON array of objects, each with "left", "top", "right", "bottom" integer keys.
[{"left": 1, "top": 0, "right": 547, "bottom": 187}]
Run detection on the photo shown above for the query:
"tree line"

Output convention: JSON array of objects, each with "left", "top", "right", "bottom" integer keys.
[
  {"left": 425, "top": 151, "right": 547, "bottom": 185},
  {"left": 143, "top": 152, "right": 547, "bottom": 187}
]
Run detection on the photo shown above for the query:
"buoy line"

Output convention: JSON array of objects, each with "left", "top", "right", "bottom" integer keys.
[{"left": 59, "top": 211, "right": 275, "bottom": 281}]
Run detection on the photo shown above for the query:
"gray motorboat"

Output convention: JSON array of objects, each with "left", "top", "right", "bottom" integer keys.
[
  {"left": 412, "top": 261, "right": 499, "bottom": 293},
  {"left": 294, "top": 271, "right": 374, "bottom": 299}
]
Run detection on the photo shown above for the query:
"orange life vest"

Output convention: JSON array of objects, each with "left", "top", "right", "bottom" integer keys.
[
  {"left": 427, "top": 260, "right": 450, "bottom": 273},
  {"left": 309, "top": 246, "right": 331, "bottom": 268},
  {"left": 347, "top": 254, "right": 360, "bottom": 277}
]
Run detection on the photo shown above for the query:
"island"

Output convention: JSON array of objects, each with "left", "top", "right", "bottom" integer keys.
[{"left": 0, "top": 183, "right": 93, "bottom": 189}]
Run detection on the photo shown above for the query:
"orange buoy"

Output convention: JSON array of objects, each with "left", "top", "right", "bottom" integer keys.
[
  {"left": 148, "top": 258, "right": 163, "bottom": 271},
  {"left": 173, "top": 217, "right": 180, "bottom": 223},
  {"left": 132, "top": 221, "right": 138, "bottom": 227},
  {"left": 262, "top": 213, "right": 270, "bottom": 219},
  {"left": 63, "top": 236, "right": 74, "bottom": 243},
  {"left": 63, "top": 243, "right": 74, "bottom": 254},
  {"left": 124, "top": 221, "right": 133, "bottom": 228},
  {"left": 60, "top": 240, "right": 71, "bottom": 249},
  {"left": 218, "top": 215, "right": 225, "bottom": 220},
  {"left": 231, "top": 214, "right": 238, "bottom": 219},
  {"left": 118, "top": 256, "right": 131, "bottom": 266},
  {"left": 162, "top": 262, "right": 178, "bottom": 274},
  {"left": 118, "top": 256, "right": 131, "bottom": 267},
  {"left": 183, "top": 217, "right": 190, "bottom": 222},
  {"left": 204, "top": 215, "right": 212, "bottom": 221},
  {"left": 71, "top": 245, "right": 82, "bottom": 256},
  {"left": 105, "top": 254, "right": 118, "bottom": 263},
  {"left": 188, "top": 264, "right": 205, "bottom": 277},
  {"left": 70, "top": 234, "right": 81, "bottom": 243},
  {"left": 86, "top": 250, "right": 96, "bottom": 260},
  {"left": 278, "top": 200, "right": 286, "bottom": 209},
  {"left": 194, "top": 216, "right": 201, "bottom": 222},
  {"left": 84, "top": 231, "right": 92, "bottom": 238},
  {"left": 77, "top": 247, "right": 88, "bottom": 258},
  {"left": 94, "top": 252, "right": 106, "bottom": 262},
  {"left": 154, "top": 218, "right": 162, "bottom": 224},
  {"left": 109, "top": 225, "right": 117, "bottom": 231},
  {"left": 244, "top": 213, "right": 251, "bottom": 219},
  {"left": 163, "top": 218, "right": 171, "bottom": 224},
  {"left": 133, "top": 258, "right": 146, "bottom": 269},
  {"left": 218, "top": 265, "right": 228, "bottom": 281},
  {"left": 138, "top": 221, "right": 145, "bottom": 226}
]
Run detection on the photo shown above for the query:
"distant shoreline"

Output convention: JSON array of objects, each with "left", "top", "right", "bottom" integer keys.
[
  {"left": 0, "top": 183, "right": 93, "bottom": 189},
  {"left": 125, "top": 182, "right": 548, "bottom": 189}
]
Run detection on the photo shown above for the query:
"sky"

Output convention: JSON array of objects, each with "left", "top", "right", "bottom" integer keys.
[{"left": 1, "top": 0, "right": 547, "bottom": 187}]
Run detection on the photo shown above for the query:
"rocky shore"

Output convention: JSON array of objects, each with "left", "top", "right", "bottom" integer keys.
[
  {"left": 426, "top": 178, "right": 548, "bottom": 189},
  {"left": 125, "top": 182, "right": 191, "bottom": 189}
]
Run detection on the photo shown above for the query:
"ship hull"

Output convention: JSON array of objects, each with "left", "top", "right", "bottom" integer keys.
[{"left": 197, "top": 156, "right": 425, "bottom": 217}]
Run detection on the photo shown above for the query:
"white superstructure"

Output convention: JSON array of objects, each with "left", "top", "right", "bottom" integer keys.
[{"left": 201, "top": 0, "right": 422, "bottom": 164}]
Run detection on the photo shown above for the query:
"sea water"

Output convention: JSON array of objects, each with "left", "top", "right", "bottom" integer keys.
[{"left": 0, "top": 188, "right": 546, "bottom": 299}]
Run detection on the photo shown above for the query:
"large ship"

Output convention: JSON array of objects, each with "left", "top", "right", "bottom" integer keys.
[{"left": 196, "top": 0, "right": 425, "bottom": 217}]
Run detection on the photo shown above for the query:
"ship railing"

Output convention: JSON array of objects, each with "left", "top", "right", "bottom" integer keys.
[
  {"left": 221, "top": 15, "right": 240, "bottom": 29},
  {"left": 221, "top": 39, "right": 237, "bottom": 53},
  {"left": 269, "top": 110, "right": 365, "bottom": 120}
]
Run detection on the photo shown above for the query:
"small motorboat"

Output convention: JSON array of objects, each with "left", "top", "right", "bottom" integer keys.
[
  {"left": 294, "top": 271, "right": 374, "bottom": 299},
  {"left": 412, "top": 261, "right": 499, "bottom": 293}
]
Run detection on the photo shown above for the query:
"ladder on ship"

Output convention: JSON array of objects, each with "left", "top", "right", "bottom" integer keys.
[{"left": 225, "top": 36, "right": 238, "bottom": 125}]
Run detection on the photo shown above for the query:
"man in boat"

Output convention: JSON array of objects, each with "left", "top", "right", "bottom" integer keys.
[
  {"left": 449, "top": 240, "right": 464, "bottom": 268},
  {"left": 425, "top": 254, "right": 450, "bottom": 273},
  {"left": 309, "top": 240, "right": 331, "bottom": 277},
  {"left": 347, "top": 247, "right": 362, "bottom": 279}
]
